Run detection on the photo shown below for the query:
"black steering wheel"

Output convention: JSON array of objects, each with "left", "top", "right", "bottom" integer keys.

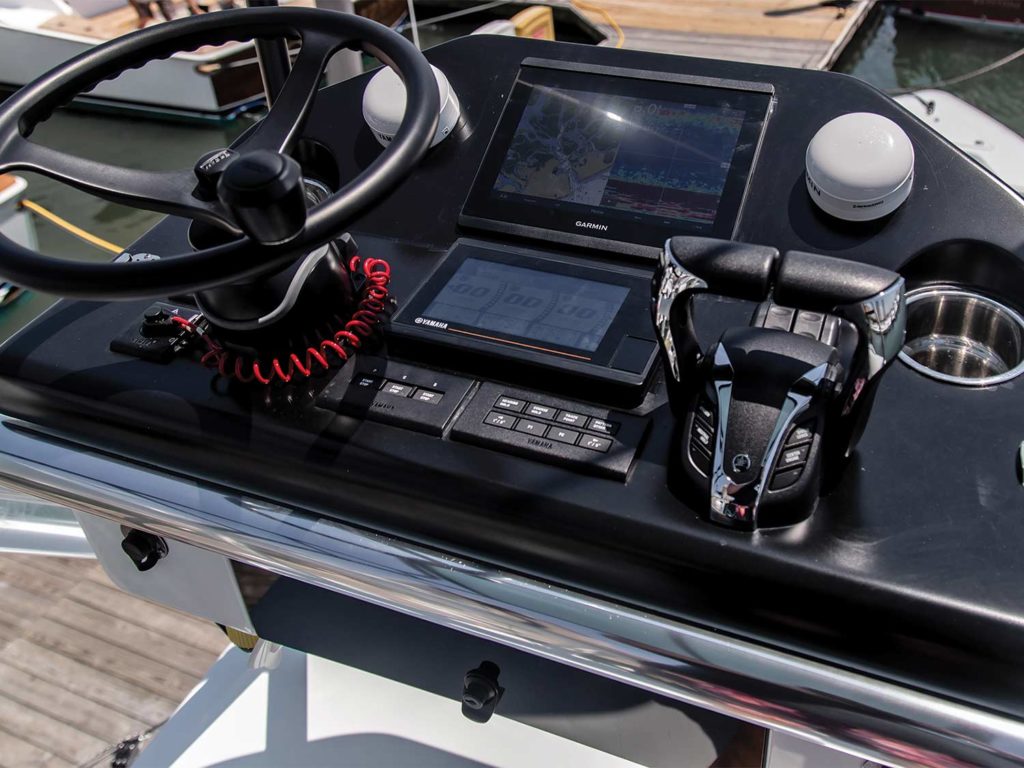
[{"left": 0, "top": 7, "right": 440, "bottom": 299}]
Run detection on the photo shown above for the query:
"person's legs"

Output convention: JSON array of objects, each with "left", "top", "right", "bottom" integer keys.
[{"left": 127, "top": 0, "right": 155, "bottom": 29}]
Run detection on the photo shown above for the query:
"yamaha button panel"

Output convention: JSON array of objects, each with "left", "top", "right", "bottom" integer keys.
[{"left": 451, "top": 382, "right": 649, "bottom": 480}]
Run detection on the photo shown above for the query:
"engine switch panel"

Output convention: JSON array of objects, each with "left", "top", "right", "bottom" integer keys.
[
  {"left": 318, "top": 357, "right": 474, "bottom": 436},
  {"left": 451, "top": 383, "right": 649, "bottom": 481}
]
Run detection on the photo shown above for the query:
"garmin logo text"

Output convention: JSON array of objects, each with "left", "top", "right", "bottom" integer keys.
[
  {"left": 414, "top": 317, "right": 448, "bottom": 330},
  {"left": 575, "top": 220, "right": 608, "bottom": 231}
]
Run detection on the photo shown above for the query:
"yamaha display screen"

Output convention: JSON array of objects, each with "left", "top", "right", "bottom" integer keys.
[
  {"left": 391, "top": 240, "right": 660, "bottom": 400},
  {"left": 421, "top": 257, "right": 630, "bottom": 354},
  {"left": 461, "top": 60, "right": 773, "bottom": 258}
]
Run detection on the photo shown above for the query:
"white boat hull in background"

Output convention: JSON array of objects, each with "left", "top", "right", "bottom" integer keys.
[{"left": 895, "top": 88, "right": 1024, "bottom": 196}]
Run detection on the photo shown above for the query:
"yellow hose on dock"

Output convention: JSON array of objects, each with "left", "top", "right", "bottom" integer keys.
[{"left": 20, "top": 198, "right": 123, "bottom": 254}]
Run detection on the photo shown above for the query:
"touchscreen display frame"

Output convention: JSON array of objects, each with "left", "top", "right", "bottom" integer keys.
[
  {"left": 391, "top": 240, "right": 659, "bottom": 396},
  {"left": 460, "top": 59, "right": 774, "bottom": 259}
]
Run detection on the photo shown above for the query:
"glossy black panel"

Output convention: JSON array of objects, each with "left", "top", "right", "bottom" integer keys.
[{"left": 1, "top": 36, "right": 1024, "bottom": 723}]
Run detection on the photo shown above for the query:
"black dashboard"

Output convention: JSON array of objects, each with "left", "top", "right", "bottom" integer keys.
[{"left": 3, "top": 34, "right": 1024, "bottom": 727}]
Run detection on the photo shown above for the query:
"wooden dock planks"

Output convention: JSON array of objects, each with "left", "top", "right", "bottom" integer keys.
[
  {"left": 0, "top": 554, "right": 227, "bottom": 768},
  {"left": 571, "top": 0, "right": 877, "bottom": 69}
]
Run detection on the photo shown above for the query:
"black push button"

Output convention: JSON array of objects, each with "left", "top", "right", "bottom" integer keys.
[
  {"left": 792, "top": 310, "right": 825, "bottom": 340},
  {"left": 696, "top": 401, "right": 715, "bottom": 426},
  {"left": 778, "top": 444, "right": 809, "bottom": 470},
  {"left": 451, "top": 383, "right": 649, "bottom": 481},
  {"left": 318, "top": 357, "right": 474, "bottom": 437},
  {"left": 546, "top": 426, "right": 580, "bottom": 445},
  {"left": 495, "top": 396, "right": 526, "bottom": 413},
  {"left": 525, "top": 403, "right": 556, "bottom": 420},
  {"left": 770, "top": 467, "right": 803, "bottom": 491},
  {"left": 514, "top": 419, "right": 546, "bottom": 436},
  {"left": 586, "top": 418, "right": 618, "bottom": 436},
  {"left": 693, "top": 422, "right": 713, "bottom": 451},
  {"left": 382, "top": 381, "right": 414, "bottom": 398},
  {"left": 412, "top": 389, "right": 443, "bottom": 405},
  {"left": 353, "top": 374, "right": 384, "bottom": 390},
  {"left": 764, "top": 304, "right": 796, "bottom": 331},
  {"left": 556, "top": 411, "right": 586, "bottom": 427},
  {"left": 579, "top": 434, "right": 612, "bottom": 453},
  {"left": 820, "top": 315, "right": 840, "bottom": 346},
  {"left": 485, "top": 411, "right": 516, "bottom": 429},
  {"left": 786, "top": 424, "right": 813, "bottom": 447}
]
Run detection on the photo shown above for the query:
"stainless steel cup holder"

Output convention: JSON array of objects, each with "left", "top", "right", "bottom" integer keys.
[{"left": 899, "top": 287, "right": 1024, "bottom": 386}]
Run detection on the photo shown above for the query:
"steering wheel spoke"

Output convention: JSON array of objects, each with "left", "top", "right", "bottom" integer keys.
[
  {"left": 235, "top": 33, "right": 340, "bottom": 155},
  {"left": 9, "top": 139, "right": 236, "bottom": 230},
  {"left": 0, "top": 7, "right": 439, "bottom": 299}
]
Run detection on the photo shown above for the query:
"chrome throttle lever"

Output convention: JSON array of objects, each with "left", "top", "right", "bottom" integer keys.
[{"left": 652, "top": 237, "right": 906, "bottom": 530}]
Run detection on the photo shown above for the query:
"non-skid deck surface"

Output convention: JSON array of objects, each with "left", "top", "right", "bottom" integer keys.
[
  {"left": 0, "top": 554, "right": 227, "bottom": 768},
  {"left": 570, "top": 0, "right": 877, "bottom": 69}
]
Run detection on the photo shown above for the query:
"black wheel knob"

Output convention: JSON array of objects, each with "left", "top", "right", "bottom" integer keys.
[
  {"left": 121, "top": 529, "right": 168, "bottom": 572},
  {"left": 217, "top": 149, "right": 307, "bottom": 245},
  {"left": 461, "top": 661, "right": 504, "bottom": 723}
]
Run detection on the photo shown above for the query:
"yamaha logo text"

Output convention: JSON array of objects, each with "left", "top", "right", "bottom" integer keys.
[{"left": 414, "top": 317, "right": 449, "bottom": 330}]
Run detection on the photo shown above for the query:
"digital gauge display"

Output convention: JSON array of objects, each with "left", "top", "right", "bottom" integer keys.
[
  {"left": 461, "top": 60, "right": 773, "bottom": 257},
  {"left": 494, "top": 88, "right": 745, "bottom": 230},
  {"left": 422, "top": 258, "right": 629, "bottom": 353},
  {"left": 391, "top": 240, "right": 659, "bottom": 399}
]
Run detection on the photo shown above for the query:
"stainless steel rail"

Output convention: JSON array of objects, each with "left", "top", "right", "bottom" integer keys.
[{"left": 0, "top": 418, "right": 1019, "bottom": 768}]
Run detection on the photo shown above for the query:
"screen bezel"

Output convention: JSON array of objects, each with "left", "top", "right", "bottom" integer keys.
[
  {"left": 392, "top": 240, "right": 655, "bottom": 374},
  {"left": 460, "top": 59, "right": 774, "bottom": 259},
  {"left": 418, "top": 256, "right": 631, "bottom": 357}
]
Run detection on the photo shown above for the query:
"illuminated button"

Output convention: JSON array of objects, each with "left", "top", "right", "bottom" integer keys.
[
  {"left": 382, "top": 381, "right": 413, "bottom": 397},
  {"left": 484, "top": 411, "right": 516, "bottom": 429},
  {"left": 556, "top": 411, "right": 586, "bottom": 427},
  {"left": 525, "top": 403, "right": 556, "bottom": 420},
  {"left": 546, "top": 426, "right": 580, "bottom": 445},
  {"left": 586, "top": 418, "right": 619, "bottom": 436},
  {"left": 580, "top": 434, "right": 611, "bottom": 453},
  {"left": 412, "top": 388, "right": 443, "bottom": 405},
  {"left": 514, "top": 419, "right": 545, "bottom": 436},
  {"left": 495, "top": 396, "right": 526, "bottom": 413}
]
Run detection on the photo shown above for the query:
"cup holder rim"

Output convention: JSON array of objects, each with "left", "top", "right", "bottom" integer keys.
[{"left": 898, "top": 285, "right": 1024, "bottom": 387}]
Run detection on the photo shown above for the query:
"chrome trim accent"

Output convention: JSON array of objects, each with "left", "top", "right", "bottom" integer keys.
[
  {"left": 898, "top": 287, "right": 1024, "bottom": 387},
  {"left": 709, "top": 348, "right": 830, "bottom": 528},
  {"left": 653, "top": 238, "right": 707, "bottom": 383},
  {"left": 195, "top": 242, "right": 333, "bottom": 331},
  {"left": 0, "top": 420, "right": 1021, "bottom": 767},
  {"left": 835, "top": 277, "right": 906, "bottom": 382}
]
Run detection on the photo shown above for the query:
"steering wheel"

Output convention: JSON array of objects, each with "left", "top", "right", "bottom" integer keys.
[{"left": 0, "top": 7, "right": 440, "bottom": 299}]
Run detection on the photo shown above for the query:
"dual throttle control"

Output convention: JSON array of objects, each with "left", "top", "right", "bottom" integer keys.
[{"left": 653, "top": 237, "right": 906, "bottom": 531}]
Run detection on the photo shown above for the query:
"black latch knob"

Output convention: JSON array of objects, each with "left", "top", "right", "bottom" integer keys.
[
  {"left": 217, "top": 150, "right": 307, "bottom": 245},
  {"left": 194, "top": 147, "right": 238, "bottom": 199},
  {"left": 121, "top": 529, "right": 168, "bottom": 572},
  {"left": 461, "top": 661, "right": 504, "bottom": 723},
  {"left": 139, "top": 307, "right": 178, "bottom": 338}
]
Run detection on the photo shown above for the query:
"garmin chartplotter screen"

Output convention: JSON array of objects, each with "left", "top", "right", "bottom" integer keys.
[
  {"left": 461, "top": 61, "right": 772, "bottom": 256},
  {"left": 422, "top": 257, "right": 629, "bottom": 353}
]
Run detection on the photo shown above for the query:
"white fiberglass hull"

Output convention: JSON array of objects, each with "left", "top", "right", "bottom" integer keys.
[{"left": 0, "top": 23, "right": 258, "bottom": 116}]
